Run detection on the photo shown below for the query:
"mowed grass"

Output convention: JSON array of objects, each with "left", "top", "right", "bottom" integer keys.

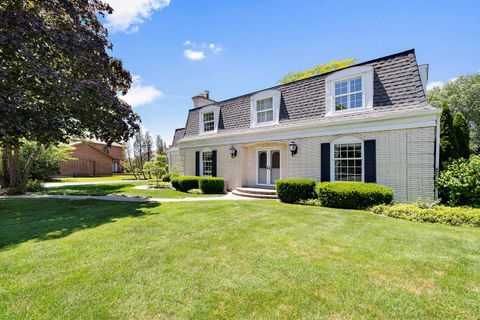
[
  {"left": 38, "top": 183, "right": 221, "bottom": 198},
  {"left": 54, "top": 174, "right": 140, "bottom": 182},
  {"left": 1, "top": 199, "right": 479, "bottom": 319}
]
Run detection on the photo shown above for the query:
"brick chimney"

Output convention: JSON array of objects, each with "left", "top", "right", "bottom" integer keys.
[{"left": 192, "top": 90, "right": 216, "bottom": 108}]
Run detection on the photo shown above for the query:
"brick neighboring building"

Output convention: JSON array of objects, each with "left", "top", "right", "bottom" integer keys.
[{"left": 60, "top": 140, "right": 124, "bottom": 177}]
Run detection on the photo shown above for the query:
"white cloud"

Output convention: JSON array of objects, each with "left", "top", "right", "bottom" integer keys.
[
  {"left": 105, "top": 0, "right": 171, "bottom": 33},
  {"left": 122, "top": 75, "right": 163, "bottom": 107},
  {"left": 184, "top": 49, "right": 206, "bottom": 61},
  {"left": 208, "top": 43, "right": 222, "bottom": 54},
  {"left": 426, "top": 77, "right": 459, "bottom": 91},
  {"left": 182, "top": 40, "right": 222, "bottom": 60},
  {"left": 427, "top": 81, "right": 444, "bottom": 91}
]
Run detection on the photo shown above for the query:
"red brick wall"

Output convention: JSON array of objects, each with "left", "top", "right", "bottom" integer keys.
[{"left": 60, "top": 143, "right": 122, "bottom": 176}]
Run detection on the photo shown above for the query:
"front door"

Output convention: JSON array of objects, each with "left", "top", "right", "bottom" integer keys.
[{"left": 257, "top": 150, "right": 280, "bottom": 186}]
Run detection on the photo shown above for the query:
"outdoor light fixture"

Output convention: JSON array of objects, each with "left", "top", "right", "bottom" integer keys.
[
  {"left": 289, "top": 141, "right": 298, "bottom": 156},
  {"left": 229, "top": 146, "right": 237, "bottom": 158}
]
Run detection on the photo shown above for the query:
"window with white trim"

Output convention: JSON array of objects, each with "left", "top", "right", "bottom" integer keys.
[
  {"left": 250, "top": 90, "right": 281, "bottom": 127},
  {"left": 203, "top": 111, "right": 215, "bottom": 132},
  {"left": 334, "top": 76, "right": 363, "bottom": 111},
  {"left": 201, "top": 151, "right": 213, "bottom": 176},
  {"left": 198, "top": 105, "right": 219, "bottom": 134},
  {"left": 333, "top": 142, "right": 363, "bottom": 182},
  {"left": 256, "top": 97, "right": 274, "bottom": 123},
  {"left": 325, "top": 66, "right": 374, "bottom": 116}
]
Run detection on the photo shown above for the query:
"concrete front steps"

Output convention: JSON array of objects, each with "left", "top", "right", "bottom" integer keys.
[{"left": 232, "top": 186, "right": 278, "bottom": 199}]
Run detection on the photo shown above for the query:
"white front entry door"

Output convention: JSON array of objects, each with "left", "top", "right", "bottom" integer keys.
[{"left": 257, "top": 149, "right": 281, "bottom": 186}]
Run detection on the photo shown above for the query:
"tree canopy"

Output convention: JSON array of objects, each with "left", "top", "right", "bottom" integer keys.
[
  {"left": 428, "top": 74, "right": 480, "bottom": 153},
  {"left": 279, "top": 58, "right": 357, "bottom": 84},
  {"left": 0, "top": 0, "right": 140, "bottom": 146},
  {"left": 0, "top": 0, "right": 140, "bottom": 190}
]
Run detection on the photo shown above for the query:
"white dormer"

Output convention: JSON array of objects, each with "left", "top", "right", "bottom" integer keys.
[
  {"left": 250, "top": 89, "right": 281, "bottom": 128},
  {"left": 198, "top": 104, "right": 220, "bottom": 134},
  {"left": 325, "top": 66, "right": 374, "bottom": 116}
]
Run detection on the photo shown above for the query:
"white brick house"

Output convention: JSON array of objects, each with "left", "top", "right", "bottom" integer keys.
[{"left": 167, "top": 49, "right": 441, "bottom": 202}]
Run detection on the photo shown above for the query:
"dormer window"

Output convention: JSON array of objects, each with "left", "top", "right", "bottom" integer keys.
[
  {"left": 334, "top": 76, "right": 363, "bottom": 111},
  {"left": 203, "top": 111, "right": 215, "bottom": 132},
  {"left": 250, "top": 90, "right": 281, "bottom": 127},
  {"left": 198, "top": 105, "right": 219, "bottom": 134},
  {"left": 256, "top": 97, "right": 274, "bottom": 123},
  {"left": 325, "top": 66, "right": 374, "bottom": 116}
]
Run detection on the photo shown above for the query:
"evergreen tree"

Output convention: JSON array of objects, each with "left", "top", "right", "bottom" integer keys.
[
  {"left": 453, "top": 112, "right": 471, "bottom": 159},
  {"left": 440, "top": 103, "right": 458, "bottom": 166},
  {"left": 145, "top": 131, "right": 154, "bottom": 161},
  {"left": 156, "top": 134, "right": 167, "bottom": 155}
]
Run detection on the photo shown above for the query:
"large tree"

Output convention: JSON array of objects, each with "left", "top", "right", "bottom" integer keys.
[
  {"left": 428, "top": 73, "right": 480, "bottom": 153},
  {"left": 0, "top": 0, "right": 140, "bottom": 191},
  {"left": 279, "top": 58, "right": 357, "bottom": 84}
]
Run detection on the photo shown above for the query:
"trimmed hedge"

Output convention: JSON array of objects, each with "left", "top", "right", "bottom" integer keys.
[
  {"left": 161, "top": 172, "right": 179, "bottom": 182},
  {"left": 317, "top": 182, "right": 394, "bottom": 209},
  {"left": 275, "top": 178, "right": 316, "bottom": 204},
  {"left": 199, "top": 177, "right": 225, "bottom": 194},
  {"left": 371, "top": 204, "right": 480, "bottom": 227},
  {"left": 171, "top": 176, "right": 200, "bottom": 192}
]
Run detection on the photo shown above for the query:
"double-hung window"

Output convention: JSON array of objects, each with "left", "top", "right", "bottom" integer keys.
[
  {"left": 203, "top": 111, "right": 215, "bottom": 132},
  {"left": 333, "top": 142, "right": 363, "bottom": 182},
  {"left": 202, "top": 151, "right": 213, "bottom": 176},
  {"left": 256, "top": 97, "right": 274, "bottom": 123},
  {"left": 325, "top": 66, "right": 373, "bottom": 115},
  {"left": 334, "top": 76, "right": 363, "bottom": 111}
]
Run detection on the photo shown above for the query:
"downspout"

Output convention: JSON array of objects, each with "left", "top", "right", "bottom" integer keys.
[{"left": 435, "top": 114, "right": 441, "bottom": 200}]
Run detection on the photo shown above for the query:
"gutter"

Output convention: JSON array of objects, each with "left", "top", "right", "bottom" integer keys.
[{"left": 178, "top": 107, "right": 442, "bottom": 147}]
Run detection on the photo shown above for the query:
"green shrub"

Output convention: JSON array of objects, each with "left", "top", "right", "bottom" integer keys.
[
  {"left": 371, "top": 204, "right": 480, "bottom": 227},
  {"left": 188, "top": 188, "right": 203, "bottom": 194},
  {"left": 275, "top": 178, "right": 316, "bottom": 204},
  {"left": 199, "top": 177, "right": 225, "bottom": 194},
  {"left": 162, "top": 172, "right": 179, "bottom": 182},
  {"left": 25, "top": 179, "right": 44, "bottom": 192},
  {"left": 437, "top": 155, "right": 480, "bottom": 206},
  {"left": 171, "top": 176, "right": 200, "bottom": 192},
  {"left": 317, "top": 182, "right": 394, "bottom": 209}
]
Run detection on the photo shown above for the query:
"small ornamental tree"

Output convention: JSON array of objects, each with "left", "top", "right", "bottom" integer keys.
[
  {"left": 440, "top": 103, "right": 458, "bottom": 166},
  {"left": 143, "top": 155, "right": 167, "bottom": 187},
  {"left": 453, "top": 112, "right": 471, "bottom": 159}
]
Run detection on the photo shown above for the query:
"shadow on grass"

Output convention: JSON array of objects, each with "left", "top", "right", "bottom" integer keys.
[
  {"left": 41, "top": 183, "right": 134, "bottom": 196},
  {"left": 0, "top": 198, "right": 160, "bottom": 249}
]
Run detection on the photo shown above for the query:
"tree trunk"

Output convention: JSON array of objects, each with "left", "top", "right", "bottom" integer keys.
[
  {"left": 1, "top": 146, "right": 10, "bottom": 186},
  {"left": 1, "top": 142, "right": 41, "bottom": 192},
  {"left": 20, "top": 144, "right": 42, "bottom": 186}
]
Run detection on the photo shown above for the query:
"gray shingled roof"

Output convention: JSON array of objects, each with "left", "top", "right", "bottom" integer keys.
[
  {"left": 182, "top": 49, "right": 428, "bottom": 139},
  {"left": 171, "top": 128, "right": 185, "bottom": 147}
]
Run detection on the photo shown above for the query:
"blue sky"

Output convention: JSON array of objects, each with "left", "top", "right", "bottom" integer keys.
[{"left": 104, "top": 0, "right": 480, "bottom": 145}]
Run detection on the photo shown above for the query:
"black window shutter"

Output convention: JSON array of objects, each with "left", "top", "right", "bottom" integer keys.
[
  {"left": 320, "top": 143, "right": 331, "bottom": 182},
  {"left": 195, "top": 151, "right": 200, "bottom": 176},
  {"left": 364, "top": 140, "right": 376, "bottom": 183},
  {"left": 212, "top": 150, "right": 217, "bottom": 177}
]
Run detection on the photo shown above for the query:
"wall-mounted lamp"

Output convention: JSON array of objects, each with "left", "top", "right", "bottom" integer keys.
[
  {"left": 289, "top": 142, "right": 298, "bottom": 156},
  {"left": 229, "top": 146, "right": 238, "bottom": 158}
]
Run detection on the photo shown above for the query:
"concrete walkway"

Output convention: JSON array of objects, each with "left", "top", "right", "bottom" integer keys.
[
  {"left": 1, "top": 192, "right": 266, "bottom": 203},
  {"left": 43, "top": 180, "right": 145, "bottom": 188}
]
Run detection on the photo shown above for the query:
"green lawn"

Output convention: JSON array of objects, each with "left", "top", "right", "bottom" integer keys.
[
  {"left": 54, "top": 174, "right": 140, "bottom": 182},
  {"left": 1, "top": 199, "right": 479, "bottom": 319},
  {"left": 39, "top": 183, "right": 221, "bottom": 198}
]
